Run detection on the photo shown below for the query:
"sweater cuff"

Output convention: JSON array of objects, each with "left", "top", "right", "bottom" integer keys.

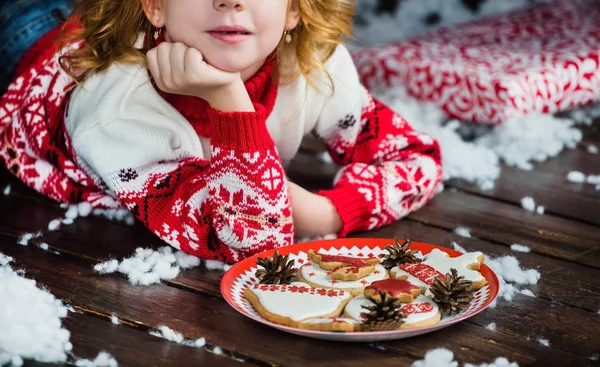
[
  {"left": 317, "top": 186, "right": 371, "bottom": 237},
  {"left": 208, "top": 104, "right": 275, "bottom": 150}
]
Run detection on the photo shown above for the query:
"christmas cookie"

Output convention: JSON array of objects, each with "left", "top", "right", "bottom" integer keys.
[
  {"left": 391, "top": 249, "right": 486, "bottom": 291},
  {"left": 364, "top": 278, "right": 423, "bottom": 303},
  {"left": 244, "top": 284, "right": 352, "bottom": 328},
  {"left": 298, "top": 317, "right": 361, "bottom": 332},
  {"left": 307, "top": 250, "right": 379, "bottom": 280},
  {"left": 297, "top": 261, "right": 388, "bottom": 297},
  {"left": 344, "top": 295, "right": 441, "bottom": 330}
]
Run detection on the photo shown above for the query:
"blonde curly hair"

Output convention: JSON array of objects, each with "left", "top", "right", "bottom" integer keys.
[{"left": 59, "top": 0, "right": 355, "bottom": 88}]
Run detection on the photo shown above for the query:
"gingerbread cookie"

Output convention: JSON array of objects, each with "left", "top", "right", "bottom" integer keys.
[
  {"left": 297, "top": 262, "right": 389, "bottom": 296},
  {"left": 364, "top": 279, "right": 423, "bottom": 303},
  {"left": 344, "top": 295, "right": 441, "bottom": 330},
  {"left": 244, "top": 283, "right": 352, "bottom": 328},
  {"left": 298, "top": 317, "right": 361, "bottom": 332},
  {"left": 307, "top": 250, "right": 379, "bottom": 280},
  {"left": 391, "top": 249, "right": 486, "bottom": 291}
]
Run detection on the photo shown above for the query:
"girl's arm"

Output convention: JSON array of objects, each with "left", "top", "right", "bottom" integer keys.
[
  {"left": 71, "top": 105, "right": 293, "bottom": 263},
  {"left": 312, "top": 46, "right": 443, "bottom": 236}
]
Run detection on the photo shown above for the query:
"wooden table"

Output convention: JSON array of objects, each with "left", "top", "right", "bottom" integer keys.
[{"left": 1, "top": 121, "right": 599, "bottom": 367}]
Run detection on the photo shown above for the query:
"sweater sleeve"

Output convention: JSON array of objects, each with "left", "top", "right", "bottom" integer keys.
[
  {"left": 313, "top": 45, "right": 443, "bottom": 236},
  {"left": 71, "top": 105, "right": 293, "bottom": 263}
]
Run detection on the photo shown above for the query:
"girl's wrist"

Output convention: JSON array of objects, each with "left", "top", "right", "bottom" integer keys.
[{"left": 203, "top": 82, "right": 254, "bottom": 113}]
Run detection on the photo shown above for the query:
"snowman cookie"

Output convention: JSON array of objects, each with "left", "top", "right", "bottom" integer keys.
[
  {"left": 298, "top": 317, "right": 361, "bottom": 332},
  {"left": 391, "top": 249, "right": 486, "bottom": 291},
  {"left": 344, "top": 295, "right": 441, "bottom": 330},
  {"left": 244, "top": 283, "right": 352, "bottom": 328},
  {"left": 297, "top": 260, "right": 388, "bottom": 296}
]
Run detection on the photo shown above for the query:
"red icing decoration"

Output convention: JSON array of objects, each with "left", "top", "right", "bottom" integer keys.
[
  {"left": 251, "top": 284, "right": 347, "bottom": 297},
  {"left": 402, "top": 302, "right": 435, "bottom": 315},
  {"left": 308, "top": 272, "right": 316, "bottom": 277},
  {"left": 399, "top": 263, "right": 445, "bottom": 285},
  {"left": 318, "top": 253, "right": 375, "bottom": 268},
  {"left": 365, "top": 279, "right": 420, "bottom": 297}
]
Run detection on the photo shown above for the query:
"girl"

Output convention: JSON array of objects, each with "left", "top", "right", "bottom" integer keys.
[{"left": 0, "top": 0, "right": 442, "bottom": 263}]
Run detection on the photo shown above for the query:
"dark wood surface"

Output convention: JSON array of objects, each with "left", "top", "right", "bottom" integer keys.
[{"left": 1, "top": 120, "right": 599, "bottom": 366}]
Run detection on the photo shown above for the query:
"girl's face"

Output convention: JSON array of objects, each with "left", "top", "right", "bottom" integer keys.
[{"left": 143, "top": 0, "right": 300, "bottom": 80}]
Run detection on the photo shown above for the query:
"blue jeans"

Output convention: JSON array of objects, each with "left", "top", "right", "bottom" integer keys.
[{"left": 0, "top": 0, "right": 73, "bottom": 93}]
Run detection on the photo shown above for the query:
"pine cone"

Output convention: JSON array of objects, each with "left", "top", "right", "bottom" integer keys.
[
  {"left": 430, "top": 268, "right": 474, "bottom": 315},
  {"left": 380, "top": 239, "right": 422, "bottom": 270},
  {"left": 360, "top": 290, "right": 405, "bottom": 331},
  {"left": 255, "top": 251, "right": 296, "bottom": 285}
]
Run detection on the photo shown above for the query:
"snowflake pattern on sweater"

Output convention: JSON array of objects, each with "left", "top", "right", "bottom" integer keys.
[{"left": 0, "top": 26, "right": 442, "bottom": 263}]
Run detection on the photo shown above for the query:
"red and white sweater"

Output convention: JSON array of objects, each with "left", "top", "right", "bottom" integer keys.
[{"left": 0, "top": 28, "right": 442, "bottom": 263}]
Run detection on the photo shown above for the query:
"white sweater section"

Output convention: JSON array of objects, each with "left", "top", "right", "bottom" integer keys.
[{"left": 65, "top": 45, "right": 365, "bottom": 178}]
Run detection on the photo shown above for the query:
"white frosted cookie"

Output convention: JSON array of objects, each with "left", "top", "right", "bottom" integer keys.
[
  {"left": 344, "top": 295, "right": 441, "bottom": 330},
  {"left": 244, "top": 283, "right": 352, "bottom": 328},
  {"left": 297, "top": 262, "right": 389, "bottom": 296},
  {"left": 391, "top": 249, "right": 486, "bottom": 291}
]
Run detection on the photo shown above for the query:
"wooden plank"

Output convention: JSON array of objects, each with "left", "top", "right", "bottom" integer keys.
[
  {"left": 62, "top": 311, "right": 246, "bottom": 367},
  {"left": 1, "top": 194, "right": 598, "bottom": 364},
  {"left": 1, "top": 239, "right": 591, "bottom": 367},
  {"left": 447, "top": 149, "right": 600, "bottom": 227},
  {"left": 407, "top": 190, "right": 600, "bottom": 268},
  {"left": 0, "top": 238, "right": 414, "bottom": 367}
]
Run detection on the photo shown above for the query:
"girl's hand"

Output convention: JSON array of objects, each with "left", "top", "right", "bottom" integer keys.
[
  {"left": 288, "top": 182, "right": 342, "bottom": 238},
  {"left": 147, "top": 42, "right": 254, "bottom": 112}
]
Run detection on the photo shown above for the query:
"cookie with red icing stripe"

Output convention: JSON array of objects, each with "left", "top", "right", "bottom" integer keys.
[
  {"left": 390, "top": 249, "right": 486, "bottom": 292},
  {"left": 307, "top": 250, "right": 380, "bottom": 280},
  {"left": 244, "top": 283, "right": 352, "bottom": 328},
  {"left": 364, "top": 279, "right": 423, "bottom": 303},
  {"left": 344, "top": 295, "right": 441, "bottom": 330}
]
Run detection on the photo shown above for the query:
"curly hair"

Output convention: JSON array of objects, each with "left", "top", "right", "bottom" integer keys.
[{"left": 59, "top": 0, "right": 355, "bottom": 89}]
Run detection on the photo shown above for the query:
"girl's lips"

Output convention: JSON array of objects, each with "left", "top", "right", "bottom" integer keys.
[{"left": 207, "top": 31, "right": 251, "bottom": 44}]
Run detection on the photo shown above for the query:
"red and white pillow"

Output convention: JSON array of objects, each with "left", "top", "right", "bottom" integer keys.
[{"left": 352, "top": 0, "right": 600, "bottom": 124}]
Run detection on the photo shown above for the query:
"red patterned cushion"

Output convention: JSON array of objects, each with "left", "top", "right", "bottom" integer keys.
[{"left": 352, "top": 0, "right": 600, "bottom": 124}]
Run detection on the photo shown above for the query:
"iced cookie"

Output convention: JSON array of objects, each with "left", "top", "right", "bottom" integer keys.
[
  {"left": 297, "top": 261, "right": 389, "bottom": 296},
  {"left": 391, "top": 249, "right": 486, "bottom": 291},
  {"left": 298, "top": 317, "right": 361, "bottom": 332},
  {"left": 244, "top": 283, "right": 352, "bottom": 328},
  {"left": 364, "top": 279, "right": 423, "bottom": 303},
  {"left": 344, "top": 295, "right": 441, "bottom": 330},
  {"left": 307, "top": 250, "right": 379, "bottom": 280}
]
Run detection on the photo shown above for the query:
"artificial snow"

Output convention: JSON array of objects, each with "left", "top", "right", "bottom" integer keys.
[
  {"left": 0, "top": 252, "right": 71, "bottom": 365},
  {"left": 17, "top": 232, "right": 42, "bottom": 246},
  {"left": 48, "top": 219, "right": 62, "bottom": 231},
  {"left": 296, "top": 233, "right": 338, "bottom": 244},
  {"left": 535, "top": 206, "right": 545, "bottom": 215},
  {"left": 537, "top": 338, "right": 550, "bottom": 347},
  {"left": 520, "top": 197, "right": 536, "bottom": 212},
  {"left": 486, "top": 256, "right": 540, "bottom": 307},
  {"left": 486, "top": 323, "right": 497, "bottom": 332},
  {"left": 74, "top": 352, "right": 118, "bottom": 367},
  {"left": 454, "top": 227, "right": 472, "bottom": 238},
  {"left": 150, "top": 326, "right": 206, "bottom": 348},
  {"left": 204, "top": 260, "right": 228, "bottom": 271},
  {"left": 40, "top": 243, "right": 49, "bottom": 251},
  {"left": 412, "top": 348, "right": 519, "bottom": 367},
  {"left": 567, "top": 171, "right": 586, "bottom": 183},
  {"left": 510, "top": 244, "right": 531, "bottom": 253},
  {"left": 3, "top": 184, "right": 10, "bottom": 196},
  {"left": 93, "top": 247, "right": 201, "bottom": 286},
  {"left": 590, "top": 354, "right": 599, "bottom": 361},
  {"left": 110, "top": 315, "right": 120, "bottom": 325},
  {"left": 520, "top": 289, "right": 535, "bottom": 297},
  {"left": 587, "top": 145, "right": 599, "bottom": 154}
]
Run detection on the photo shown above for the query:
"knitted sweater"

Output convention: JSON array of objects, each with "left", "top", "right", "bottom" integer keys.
[{"left": 0, "top": 27, "right": 442, "bottom": 263}]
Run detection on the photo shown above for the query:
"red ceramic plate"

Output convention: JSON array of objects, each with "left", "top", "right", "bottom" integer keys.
[{"left": 221, "top": 238, "right": 499, "bottom": 341}]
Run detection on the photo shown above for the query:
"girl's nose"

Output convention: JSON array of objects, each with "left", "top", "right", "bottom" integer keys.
[{"left": 213, "top": 0, "right": 246, "bottom": 11}]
